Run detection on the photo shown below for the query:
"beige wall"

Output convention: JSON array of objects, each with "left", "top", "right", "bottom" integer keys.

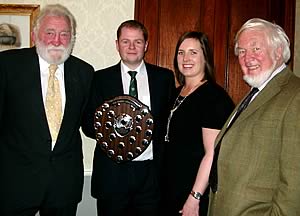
[
  {"left": 0, "top": 0, "right": 134, "bottom": 173},
  {"left": 0, "top": 0, "right": 134, "bottom": 69}
]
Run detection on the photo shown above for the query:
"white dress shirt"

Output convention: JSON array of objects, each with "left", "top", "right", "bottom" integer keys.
[
  {"left": 120, "top": 60, "right": 153, "bottom": 161},
  {"left": 39, "top": 56, "right": 66, "bottom": 150}
]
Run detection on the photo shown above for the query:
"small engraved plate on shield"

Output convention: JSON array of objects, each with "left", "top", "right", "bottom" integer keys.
[{"left": 94, "top": 95, "right": 154, "bottom": 163}]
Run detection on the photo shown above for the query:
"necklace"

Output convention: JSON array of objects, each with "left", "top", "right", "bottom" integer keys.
[
  {"left": 164, "top": 80, "right": 207, "bottom": 142},
  {"left": 164, "top": 94, "right": 187, "bottom": 142}
]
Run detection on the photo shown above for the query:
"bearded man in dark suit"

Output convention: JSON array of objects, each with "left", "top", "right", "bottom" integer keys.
[{"left": 0, "top": 4, "right": 94, "bottom": 216}]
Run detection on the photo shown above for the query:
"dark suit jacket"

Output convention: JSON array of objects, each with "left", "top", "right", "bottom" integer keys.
[
  {"left": 208, "top": 68, "right": 300, "bottom": 216},
  {"left": 82, "top": 62, "right": 175, "bottom": 198},
  {"left": 0, "top": 47, "right": 94, "bottom": 210}
]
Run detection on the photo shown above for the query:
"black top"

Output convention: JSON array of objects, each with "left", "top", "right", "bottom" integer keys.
[{"left": 163, "top": 81, "right": 234, "bottom": 215}]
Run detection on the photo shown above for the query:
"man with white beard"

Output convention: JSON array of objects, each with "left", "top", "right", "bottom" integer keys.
[
  {"left": 0, "top": 4, "right": 94, "bottom": 216},
  {"left": 208, "top": 18, "right": 300, "bottom": 215}
]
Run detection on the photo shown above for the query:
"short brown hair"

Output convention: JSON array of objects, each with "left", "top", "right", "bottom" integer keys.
[{"left": 117, "top": 20, "right": 148, "bottom": 42}]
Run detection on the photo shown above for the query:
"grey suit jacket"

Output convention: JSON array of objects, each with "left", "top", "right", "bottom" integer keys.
[{"left": 208, "top": 68, "right": 300, "bottom": 216}]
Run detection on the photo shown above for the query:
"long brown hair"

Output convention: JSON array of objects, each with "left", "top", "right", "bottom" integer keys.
[{"left": 173, "top": 31, "right": 215, "bottom": 85}]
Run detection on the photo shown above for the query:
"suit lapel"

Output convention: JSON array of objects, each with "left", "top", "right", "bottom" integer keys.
[
  {"left": 29, "top": 49, "right": 52, "bottom": 139},
  {"left": 57, "top": 58, "right": 79, "bottom": 139},
  {"left": 229, "top": 68, "right": 290, "bottom": 130},
  {"left": 110, "top": 63, "right": 124, "bottom": 96},
  {"left": 215, "top": 68, "right": 291, "bottom": 145},
  {"left": 145, "top": 63, "right": 159, "bottom": 115}
]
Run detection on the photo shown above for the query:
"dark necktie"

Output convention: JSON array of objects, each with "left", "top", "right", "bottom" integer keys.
[
  {"left": 209, "top": 87, "right": 259, "bottom": 193},
  {"left": 128, "top": 71, "right": 138, "bottom": 98}
]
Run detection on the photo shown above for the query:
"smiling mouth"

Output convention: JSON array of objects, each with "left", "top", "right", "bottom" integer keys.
[
  {"left": 49, "top": 48, "right": 64, "bottom": 51},
  {"left": 183, "top": 64, "right": 193, "bottom": 68},
  {"left": 247, "top": 65, "right": 259, "bottom": 70}
]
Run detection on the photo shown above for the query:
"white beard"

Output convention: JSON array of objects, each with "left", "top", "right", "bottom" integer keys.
[
  {"left": 35, "top": 40, "right": 74, "bottom": 65},
  {"left": 243, "top": 62, "right": 277, "bottom": 88}
]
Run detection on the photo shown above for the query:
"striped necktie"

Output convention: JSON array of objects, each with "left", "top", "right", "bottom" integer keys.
[{"left": 128, "top": 71, "right": 138, "bottom": 98}]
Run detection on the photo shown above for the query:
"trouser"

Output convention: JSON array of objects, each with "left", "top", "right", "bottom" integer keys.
[
  {"left": 1, "top": 203, "right": 78, "bottom": 216},
  {"left": 96, "top": 160, "right": 160, "bottom": 216}
]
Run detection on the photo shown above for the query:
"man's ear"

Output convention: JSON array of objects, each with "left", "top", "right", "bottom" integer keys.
[
  {"left": 144, "top": 41, "right": 149, "bottom": 52},
  {"left": 274, "top": 46, "right": 283, "bottom": 61},
  {"left": 115, "top": 39, "right": 119, "bottom": 52},
  {"left": 31, "top": 31, "right": 36, "bottom": 45}
]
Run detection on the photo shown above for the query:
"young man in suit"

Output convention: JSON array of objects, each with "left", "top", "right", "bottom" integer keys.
[
  {"left": 82, "top": 20, "right": 175, "bottom": 216},
  {"left": 208, "top": 18, "right": 300, "bottom": 215},
  {"left": 0, "top": 4, "right": 94, "bottom": 216}
]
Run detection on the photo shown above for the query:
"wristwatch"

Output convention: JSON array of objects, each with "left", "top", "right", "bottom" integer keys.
[{"left": 190, "top": 190, "right": 202, "bottom": 200}]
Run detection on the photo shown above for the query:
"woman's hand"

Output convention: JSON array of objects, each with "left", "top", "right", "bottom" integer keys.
[{"left": 179, "top": 194, "right": 200, "bottom": 216}]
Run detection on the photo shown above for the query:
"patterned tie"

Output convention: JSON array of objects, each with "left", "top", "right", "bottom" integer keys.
[
  {"left": 45, "top": 64, "right": 62, "bottom": 142},
  {"left": 128, "top": 71, "right": 138, "bottom": 98},
  {"left": 209, "top": 87, "right": 259, "bottom": 193}
]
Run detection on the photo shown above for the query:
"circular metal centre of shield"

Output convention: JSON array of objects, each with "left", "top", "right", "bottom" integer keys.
[
  {"left": 94, "top": 95, "right": 154, "bottom": 163},
  {"left": 114, "top": 113, "right": 133, "bottom": 137}
]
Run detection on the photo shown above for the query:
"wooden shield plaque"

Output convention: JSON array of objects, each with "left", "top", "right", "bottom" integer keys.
[{"left": 94, "top": 95, "right": 154, "bottom": 163}]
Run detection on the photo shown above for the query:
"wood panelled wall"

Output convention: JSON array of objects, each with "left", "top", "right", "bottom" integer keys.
[{"left": 135, "top": 0, "right": 295, "bottom": 104}]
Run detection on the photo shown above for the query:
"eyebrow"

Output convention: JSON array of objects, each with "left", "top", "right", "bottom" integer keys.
[
  {"left": 178, "top": 48, "right": 201, "bottom": 52},
  {"left": 45, "top": 28, "right": 70, "bottom": 33}
]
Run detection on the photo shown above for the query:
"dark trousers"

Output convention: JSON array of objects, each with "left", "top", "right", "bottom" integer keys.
[
  {"left": 1, "top": 204, "right": 78, "bottom": 216},
  {"left": 96, "top": 160, "right": 160, "bottom": 216}
]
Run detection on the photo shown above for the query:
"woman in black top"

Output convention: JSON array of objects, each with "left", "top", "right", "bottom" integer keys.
[{"left": 162, "top": 31, "right": 234, "bottom": 216}]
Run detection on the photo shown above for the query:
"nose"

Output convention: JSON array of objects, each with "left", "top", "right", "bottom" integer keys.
[
  {"left": 129, "top": 42, "right": 135, "bottom": 49},
  {"left": 52, "top": 34, "right": 62, "bottom": 46},
  {"left": 244, "top": 50, "right": 254, "bottom": 62},
  {"left": 183, "top": 53, "right": 190, "bottom": 61}
]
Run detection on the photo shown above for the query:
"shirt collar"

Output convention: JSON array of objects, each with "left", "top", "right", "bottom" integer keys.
[
  {"left": 120, "top": 60, "right": 145, "bottom": 75},
  {"left": 38, "top": 55, "right": 64, "bottom": 72},
  {"left": 257, "top": 63, "right": 286, "bottom": 91}
]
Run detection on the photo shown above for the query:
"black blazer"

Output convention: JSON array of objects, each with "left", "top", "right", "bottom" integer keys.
[
  {"left": 82, "top": 62, "right": 175, "bottom": 198},
  {"left": 0, "top": 47, "right": 94, "bottom": 209}
]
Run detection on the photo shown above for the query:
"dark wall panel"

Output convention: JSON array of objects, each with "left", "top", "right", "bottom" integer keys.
[{"left": 135, "top": 0, "right": 295, "bottom": 103}]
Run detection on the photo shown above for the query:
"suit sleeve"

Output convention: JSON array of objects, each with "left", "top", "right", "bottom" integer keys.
[
  {"left": 271, "top": 90, "right": 300, "bottom": 215},
  {"left": 81, "top": 74, "right": 105, "bottom": 139},
  {"left": 82, "top": 78, "right": 96, "bottom": 139},
  {"left": 0, "top": 52, "right": 6, "bottom": 124}
]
